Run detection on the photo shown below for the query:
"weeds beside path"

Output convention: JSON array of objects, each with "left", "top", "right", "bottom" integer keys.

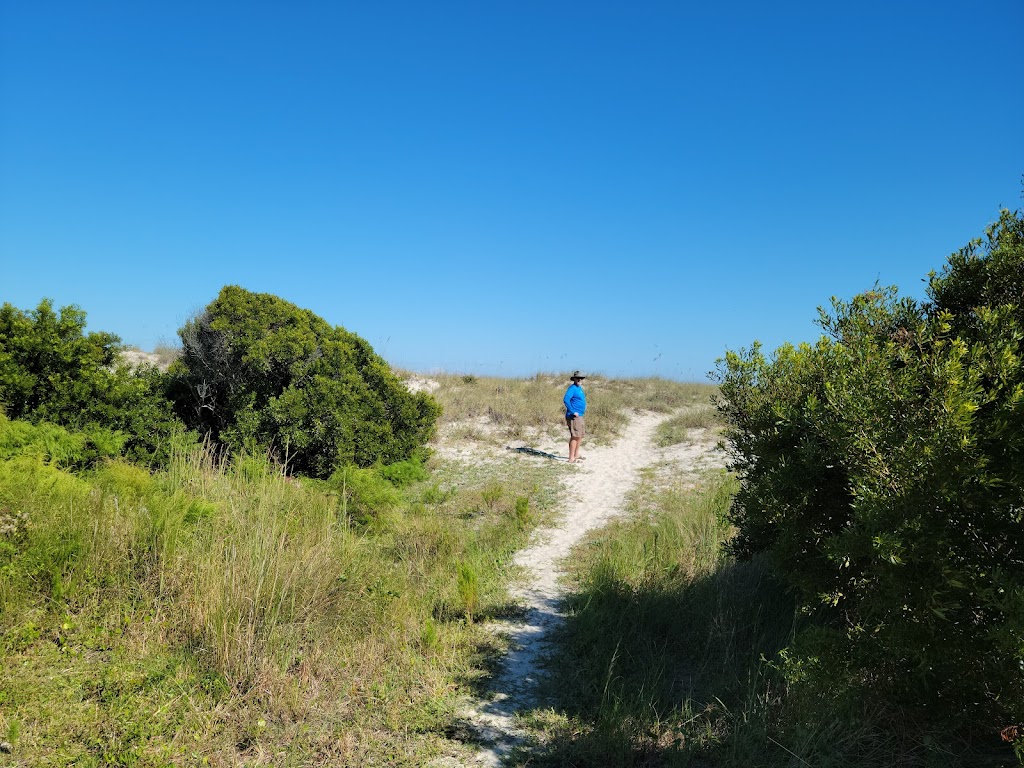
[{"left": 454, "top": 409, "right": 725, "bottom": 766}]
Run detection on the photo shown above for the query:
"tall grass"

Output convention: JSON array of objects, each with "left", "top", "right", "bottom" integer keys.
[
  {"left": 511, "top": 471, "right": 793, "bottom": 766},
  {"left": 0, "top": 440, "right": 562, "bottom": 766},
  {"left": 172, "top": 453, "right": 358, "bottom": 685}
]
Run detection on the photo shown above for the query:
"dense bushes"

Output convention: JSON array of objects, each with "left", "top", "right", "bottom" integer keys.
[
  {"left": 0, "top": 289, "right": 440, "bottom": 479},
  {"left": 716, "top": 209, "right": 1024, "bottom": 728},
  {"left": 0, "top": 299, "right": 186, "bottom": 465},
  {"left": 169, "top": 286, "right": 440, "bottom": 478}
]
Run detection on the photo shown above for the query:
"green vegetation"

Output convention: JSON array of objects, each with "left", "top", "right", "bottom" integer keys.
[
  {"left": 518, "top": 470, "right": 776, "bottom": 766},
  {"left": 708, "top": 209, "right": 1024, "bottom": 753},
  {"left": 0, "top": 299, "right": 186, "bottom": 465},
  {"left": 0, "top": 289, "right": 439, "bottom": 478},
  {"left": 0, "top": 437, "right": 562, "bottom": 766},
  {"left": 0, "top": 412, "right": 124, "bottom": 470},
  {"left": 170, "top": 286, "right": 440, "bottom": 478},
  {"left": 519, "top": 468, "right": 1006, "bottom": 766},
  {"left": 505, "top": 211, "right": 1022, "bottom": 767},
  {"left": 0, "top": 286, "right": 564, "bottom": 764}
]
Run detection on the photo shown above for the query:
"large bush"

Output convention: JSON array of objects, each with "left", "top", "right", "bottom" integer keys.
[
  {"left": 715, "top": 209, "right": 1024, "bottom": 728},
  {"left": 169, "top": 286, "right": 440, "bottom": 477},
  {"left": 0, "top": 299, "right": 186, "bottom": 465}
]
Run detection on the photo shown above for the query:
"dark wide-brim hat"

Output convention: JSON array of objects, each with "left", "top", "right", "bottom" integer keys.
[{"left": 570, "top": 370, "right": 586, "bottom": 380}]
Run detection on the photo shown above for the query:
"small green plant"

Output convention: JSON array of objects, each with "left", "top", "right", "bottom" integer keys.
[
  {"left": 421, "top": 482, "right": 454, "bottom": 505},
  {"left": 327, "top": 464, "right": 401, "bottom": 523},
  {"left": 420, "top": 618, "right": 440, "bottom": 651},
  {"left": 513, "top": 496, "right": 531, "bottom": 527},
  {"left": 377, "top": 456, "right": 429, "bottom": 487},
  {"left": 456, "top": 561, "right": 480, "bottom": 624},
  {"left": 481, "top": 482, "right": 504, "bottom": 512}
]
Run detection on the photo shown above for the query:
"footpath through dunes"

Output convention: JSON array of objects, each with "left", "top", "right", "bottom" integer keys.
[{"left": 444, "top": 410, "right": 725, "bottom": 767}]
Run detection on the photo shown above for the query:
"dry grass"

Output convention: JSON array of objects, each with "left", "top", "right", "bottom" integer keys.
[
  {"left": 654, "top": 403, "right": 724, "bottom": 447},
  {"left": 152, "top": 343, "right": 181, "bottom": 369},
  {"left": 427, "top": 372, "right": 718, "bottom": 446}
]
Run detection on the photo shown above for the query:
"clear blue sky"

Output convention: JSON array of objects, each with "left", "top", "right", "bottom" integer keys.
[{"left": 2, "top": 1, "right": 1021, "bottom": 380}]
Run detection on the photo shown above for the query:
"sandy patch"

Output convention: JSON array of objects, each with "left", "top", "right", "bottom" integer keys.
[
  {"left": 119, "top": 350, "right": 162, "bottom": 368},
  {"left": 405, "top": 375, "right": 441, "bottom": 394}
]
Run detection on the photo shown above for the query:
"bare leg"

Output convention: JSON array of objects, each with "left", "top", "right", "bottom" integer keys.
[{"left": 568, "top": 436, "right": 580, "bottom": 462}]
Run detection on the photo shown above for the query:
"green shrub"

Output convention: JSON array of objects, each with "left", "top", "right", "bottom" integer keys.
[
  {"left": 0, "top": 455, "right": 102, "bottom": 607},
  {"left": 0, "top": 299, "right": 188, "bottom": 465},
  {"left": 376, "top": 454, "right": 430, "bottom": 487},
  {"left": 715, "top": 209, "right": 1024, "bottom": 728},
  {"left": 169, "top": 286, "right": 441, "bottom": 478},
  {"left": 513, "top": 496, "right": 532, "bottom": 527},
  {"left": 456, "top": 561, "right": 480, "bottom": 624},
  {"left": 0, "top": 413, "right": 125, "bottom": 469},
  {"left": 327, "top": 464, "right": 402, "bottom": 524},
  {"left": 481, "top": 482, "right": 504, "bottom": 511}
]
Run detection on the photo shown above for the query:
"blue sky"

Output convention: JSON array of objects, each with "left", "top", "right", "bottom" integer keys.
[{"left": 2, "top": 1, "right": 1021, "bottom": 380}]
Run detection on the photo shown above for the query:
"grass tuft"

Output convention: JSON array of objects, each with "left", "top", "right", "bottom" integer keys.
[{"left": 654, "top": 404, "right": 724, "bottom": 447}]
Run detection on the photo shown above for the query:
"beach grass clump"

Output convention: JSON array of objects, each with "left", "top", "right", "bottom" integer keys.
[{"left": 654, "top": 403, "right": 723, "bottom": 447}]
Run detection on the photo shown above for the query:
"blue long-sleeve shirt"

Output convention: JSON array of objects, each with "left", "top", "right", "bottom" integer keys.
[{"left": 564, "top": 384, "right": 586, "bottom": 417}]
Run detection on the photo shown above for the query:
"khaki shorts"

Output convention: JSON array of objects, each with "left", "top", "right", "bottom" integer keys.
[{"left": 566, "top": 415, "right": 585, "bottom": 439}]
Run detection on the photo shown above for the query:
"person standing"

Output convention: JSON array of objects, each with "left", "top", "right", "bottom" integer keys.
[{"left": 564, "top": 371, "right": 587, "bottom": 463}]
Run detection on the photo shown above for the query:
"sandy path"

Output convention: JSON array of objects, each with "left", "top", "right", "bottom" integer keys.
[{"left": 441, "top": 411, "right": 723, "bottom": 767}]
